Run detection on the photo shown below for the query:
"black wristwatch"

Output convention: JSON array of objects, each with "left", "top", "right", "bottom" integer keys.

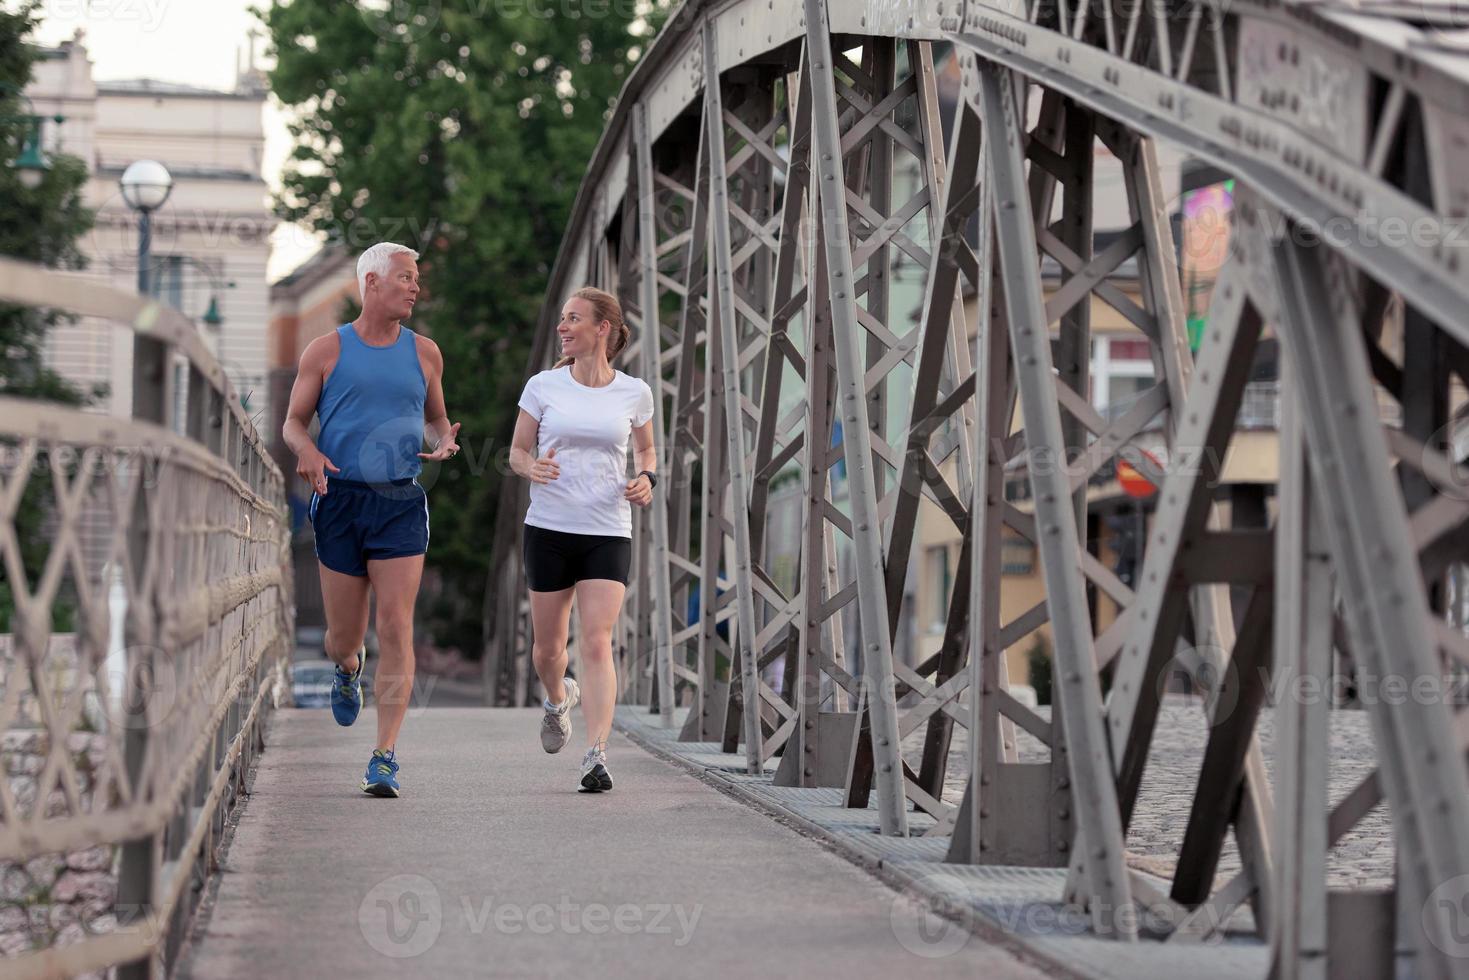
[{"left": 639, "top": 469, "right": 659, "bottom": 490}]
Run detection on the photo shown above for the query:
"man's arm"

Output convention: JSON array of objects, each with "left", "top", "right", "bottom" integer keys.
[
  {"left": 282, "top": 336, "right": 339, "bottom": 495},
  {"left": 417, "top": 336, "right": 460, "bottom": 459}
]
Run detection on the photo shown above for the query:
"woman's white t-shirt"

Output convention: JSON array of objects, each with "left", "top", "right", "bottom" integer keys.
[{"left": 518, "top": 366, "right": 655, "bottom": 538}]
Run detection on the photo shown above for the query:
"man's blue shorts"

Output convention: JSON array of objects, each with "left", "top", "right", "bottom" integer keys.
[{"left": 309, "top": 477, "right": 429, "bottom": 577}]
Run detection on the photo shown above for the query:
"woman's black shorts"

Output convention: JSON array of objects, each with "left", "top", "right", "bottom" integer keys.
[{"left": 522, "top": 524, "right": 632, "bottom": 592}]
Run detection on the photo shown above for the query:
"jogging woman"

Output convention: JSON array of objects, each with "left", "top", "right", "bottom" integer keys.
[{"left": 510, "top": 286, "right": 656, "bottom": 792}]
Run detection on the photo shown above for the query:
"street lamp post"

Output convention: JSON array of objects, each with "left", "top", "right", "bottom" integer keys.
[
  {"left": 116, "top": 157, "right": 174, "bottom": 980},
  {"left": 14, "top": 115, "right": 47, "bottom": 189},
  {"left": 2, "top": 86, "right": 63, "bottom": 188},
  {"left": 171, "top": 255, "right": 236, "bottom": 353},
  {"left": 120, "top": 159, "right": 173, "bottom": 295}
]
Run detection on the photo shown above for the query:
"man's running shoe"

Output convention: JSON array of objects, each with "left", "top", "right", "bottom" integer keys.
[
  {"left": 540, "top": 677, "right": 581, "bottom": 754},
  {"left": 331, "top": 646, "right": 367, "bottom": 727},
  {"left": 361, "top": 749, "right": 400, "bottom": 797},
  {"left": 579, "top": 740, "right": 612, "bottom": 793}
]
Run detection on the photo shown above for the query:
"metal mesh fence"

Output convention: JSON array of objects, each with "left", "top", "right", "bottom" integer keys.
[{"left": 0, "top": 257, "right": 291, "bottom": 977}]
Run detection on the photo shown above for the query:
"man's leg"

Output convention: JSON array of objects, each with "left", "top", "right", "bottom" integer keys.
[
  {"left": 573, "top": 579, "right": 625, "bottom": 752},
  {"left": 319, "top": 563, "right": 371, "bottom": 672},
  {"left": 365, "top": 554, "right": 424, "bottom": 752}
]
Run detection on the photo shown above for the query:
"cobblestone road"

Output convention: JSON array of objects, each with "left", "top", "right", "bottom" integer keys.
[{"left": 914, "top": 697, "right": 1390, "bottom": 889}]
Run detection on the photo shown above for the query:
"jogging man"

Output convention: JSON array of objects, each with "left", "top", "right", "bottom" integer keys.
[{"left": 282, "top": 241, "right": 460, "bottom": 797}]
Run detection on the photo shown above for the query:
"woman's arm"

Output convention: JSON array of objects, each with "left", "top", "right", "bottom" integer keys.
[
  {"left": 623, "top": 419, "right": 656, "bottom": 506},
  {"left": 510, "top": 409, "right": 559, "bottom": 483}
]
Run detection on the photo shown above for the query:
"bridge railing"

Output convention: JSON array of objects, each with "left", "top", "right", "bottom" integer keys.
[{"left": 0, "top": 256, "right": 292, "bottom": 979}]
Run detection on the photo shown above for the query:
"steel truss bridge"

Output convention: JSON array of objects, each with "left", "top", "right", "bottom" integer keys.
[{"left": 483, "top": 0, "right": 1469, "bottom": 975}]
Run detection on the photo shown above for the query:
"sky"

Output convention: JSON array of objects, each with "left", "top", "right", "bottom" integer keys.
[{"left": 31, "top": 0, "right": 316, "bottom": 280}]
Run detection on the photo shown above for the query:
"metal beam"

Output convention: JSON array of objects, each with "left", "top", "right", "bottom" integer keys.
[
  {"left": 803, "top": 0, "right": 910, "bottom": 836},
  {"left": 633, "top": 103, "right": 679, "bottom": 727},
  {"left": 703, "top": 22, "right": 767, "bottom": 773},
  {"left": 975, "top": 58, "right": 1134, "bottom": 937}
]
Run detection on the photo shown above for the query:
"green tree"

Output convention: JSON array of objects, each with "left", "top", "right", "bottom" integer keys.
[
  {"left": 262, "top": 0, "right": 662, "bottom": 655},
  {"left": 0, "top": 0, "right": 95, "bottom": 402},
  {"left": 0, "top": 1, "right": 98, "bottom": 632}
]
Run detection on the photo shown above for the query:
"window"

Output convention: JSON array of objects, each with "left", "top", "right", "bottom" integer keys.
[
  {"left": 1001, "top": 527, "right": 1035, "bottom": 576},
  {"left": 150, "top": 255, "right": 184, "bottom": 309},
  {"left": 1091, "top": 335, "right": 1155, "bottom": 412},
  {"left": 1110, "top": 338, "right": 1151, "bottom": 362},
  {"left": 926, "top": 545, "right": 952, "bottom": 631}
]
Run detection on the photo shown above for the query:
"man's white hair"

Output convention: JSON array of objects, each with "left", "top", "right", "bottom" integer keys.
[{"left": 356, "top": 242, "right": 419, "bottom": 297}]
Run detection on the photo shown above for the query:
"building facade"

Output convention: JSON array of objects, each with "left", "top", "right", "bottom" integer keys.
[{"left": 25, "top": 33, "right": 273, "bottom": 427}]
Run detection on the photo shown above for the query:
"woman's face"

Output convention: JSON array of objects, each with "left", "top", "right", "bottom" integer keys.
[{"left": 557, "top": 297, "right": 606, "bottom": 359}]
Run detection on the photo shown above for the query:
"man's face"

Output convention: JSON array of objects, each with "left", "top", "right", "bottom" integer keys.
[{"left": 371, "top": 253, "right": 420, "bottom": 319}]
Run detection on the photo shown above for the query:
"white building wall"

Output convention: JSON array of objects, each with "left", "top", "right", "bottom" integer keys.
[{"left": 25, "top": 39, "right": 274, "bottom": 431}]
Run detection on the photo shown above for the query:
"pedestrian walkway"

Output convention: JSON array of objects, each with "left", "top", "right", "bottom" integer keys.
[
  {"left": 178, "top": 708, "right": 1052, "bottom": 978},
  {"left": 618, "top": 707, "right": 1274, "bottom": 980}
]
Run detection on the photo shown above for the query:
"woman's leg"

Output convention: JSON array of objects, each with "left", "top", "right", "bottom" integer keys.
[
  {"left": 529, "top": 587, "right": 576, "bottom": 704},
  {"left": 573, "top": 578, "right": 626, "bottom": 751}
]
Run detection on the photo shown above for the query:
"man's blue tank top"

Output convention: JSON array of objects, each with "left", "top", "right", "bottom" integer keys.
[{"left": 316, "top": 323, "right": 427, "bottom": 483}]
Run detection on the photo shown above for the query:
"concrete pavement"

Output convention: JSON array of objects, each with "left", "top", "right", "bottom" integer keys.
[{"left": 178, "top": 707, "right": 1053, "bottom": 978}]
